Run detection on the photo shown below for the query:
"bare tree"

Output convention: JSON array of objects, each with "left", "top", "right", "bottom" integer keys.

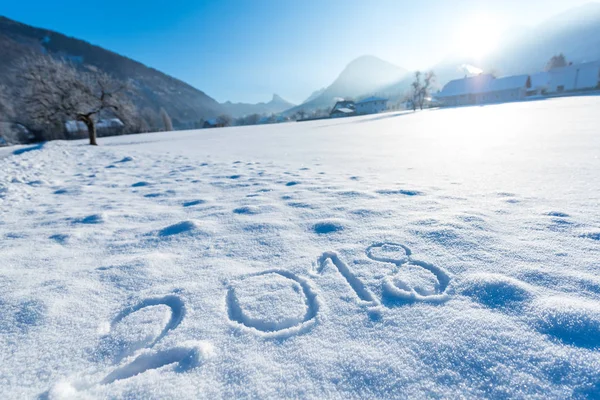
[
  {"left": 245, "top": 113, "right": 261, "bottom": 125},
  {"left": 17, "top": 55, "right": 136, "bottom": 145},
  {"left": 160, "top": 107, "right": 173, "bottom": 131},
  {"left": 545, "top": 53, "right": 568, "bottom": 71},
  {"left": 236, "top": 113, "right": 261, "bottom": 126},
  {"left": 216, "top": 114, "right": 233, "bottom": 127},
  {"left": 296, "top": 110, "right": 307, "bottom": 120},
  {"left": 410, "top": 71, "right": 422, "bottom": 111},
  {"left": 410, "top": 71, "right": 436, "bottom": 111},
  {"left": 419, "top": 71, "right": 435, "bottom": 110}
]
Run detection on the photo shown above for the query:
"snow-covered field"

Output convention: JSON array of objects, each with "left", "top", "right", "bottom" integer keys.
[{"left": 1, "top": 96, "right": 600, "bottom": 399}]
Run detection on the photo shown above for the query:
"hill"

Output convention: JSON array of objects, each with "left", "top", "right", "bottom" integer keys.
[
  {"left": 285, "top": 55, "right": 408, "bottom": 115},
  {"left": 0, "top": 16, "right": 225, "bottom": 128},
  {"left": 311, "top": 3, "right": 600, "bottom": 107},
  {"left": 221, "top": 94, "right": 296, "bottom": 118}
]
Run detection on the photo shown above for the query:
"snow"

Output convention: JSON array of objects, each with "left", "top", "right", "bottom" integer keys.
[
  {"left": 1, "top": 96, "right": 600, "bottom": 398},
  {"left": 333, "top": 107, "right": 354, "bottom": 114},
  {"left": 438, "top": 74, "right": 530, "bottom": 98}
]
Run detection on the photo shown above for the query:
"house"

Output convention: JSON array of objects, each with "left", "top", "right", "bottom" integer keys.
[
  {"left": 436, "top": 74, "right": 531, "bottom": 106},
  {"left": 65, "top": 120, "right": 87, "bottom": 134},
  {"left": 546, "top": 61, "right": 600, "bottom": 93},
  {"left": 331, "top": 100, "right": 355, "bottom": 112},
  {"left": 330, "top": 107, "right": 355, "bottom": 118},
  {"left": 329, "top": 100, "right": 355, "bottom": 118},
  {"left": 97, "top": 118, "right": 124, "bottom": 131},
  {"left": 529, "top": 72, "right": 551, "bottom": 96},
  {"left": 203, "top": 118, "right": 223, "bottom": 128},
  {"left": 355, "top": 96, "right": 388, "bottom": 115}
]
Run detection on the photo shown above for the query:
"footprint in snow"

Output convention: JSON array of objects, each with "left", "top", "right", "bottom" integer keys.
[
  {"left": 76, "top": 214, "right": 106, "bottom": 224},
  {"left": 580, "top": 232, "right": 600, "bottom": 241},
  {"left": 457, "top": 273, "right": 534, "bottom": 310},
  {"left": 375, "top": 189, "right": 423, "bottom": 196},
  {"left": 457, "top": 273, "right": 600, "bottom": 349},
  {"left": 49, "top": 234, "right": 70, "bottom": 244},
  {"left": 313, "top": 220, "right": 344, "bottom": 234},
  {"left": 288, "top": 202, "right": 315, "bottom": 209},
  {"left": 233, "top": 206, "right": 260, "bottom": 215},
  {"left": 545, "top": 211, "right": 570, "bottom": 218},
  {"left": 144, "top": 190, "right": 175, "bottom": 198},
  {"left": 182, "top": 200, "right": 206, "bottom": 207},
  {"left": 132, "top": 181, "right": 151, "bottom": 187},
  {"left": 158, "top": 220, "right": 200, "bottom": 237}
]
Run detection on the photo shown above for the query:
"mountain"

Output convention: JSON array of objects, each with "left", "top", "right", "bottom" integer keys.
[
  {"left": 302, "top": 87, "right": 326, "bottom": 104},
  {"left": 221, "top": 94, "right": 295, "bottom": 118},
  {"left": 488, "top": 2, "right": 600, "bottom": 74},
  {"left": 0, "top": 16, "right": 225, "bottom": 128},
  {"left": 284, "top": 55, "right": 408, "bottom": 115}
]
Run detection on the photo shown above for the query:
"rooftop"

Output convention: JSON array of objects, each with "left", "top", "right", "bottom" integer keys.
[
  {"left": 332, "top": 107, "right": 355, "bottom": 114},
  {"left": 437, "top": 74, "right": 531, "bottom": 98}
]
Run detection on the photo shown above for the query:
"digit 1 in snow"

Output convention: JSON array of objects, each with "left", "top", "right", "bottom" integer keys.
[{"left": 316, "top": 251, "right": 379, "bottom": 306}]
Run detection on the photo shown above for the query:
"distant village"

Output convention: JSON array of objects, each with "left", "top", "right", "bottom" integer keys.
[
  {"left": 434, "top": 59, "right": 600, "bottom": 106},
  {"left": 322, "top": 57, "right": 600, "bottom": 123},
  {"left": 2, "top": 51, "right": 600, "bottom": 146},
  {"left": 204, "top": 56, "right": 600, "bottom": 130}
]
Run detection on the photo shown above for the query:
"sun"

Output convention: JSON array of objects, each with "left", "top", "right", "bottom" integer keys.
[{"left": 454, "top": 13, "right": 504, "bottom": 60}]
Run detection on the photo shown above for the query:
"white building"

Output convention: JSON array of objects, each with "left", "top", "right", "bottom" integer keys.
[
  {"left": 436, "top": 74, "right": 531, "bottom": 107},
  {"left": 528, "top": 72, "right": 551, "bottom": 96},
  {"left": 546, "top": 61, "right": 600, "bottom": 93},
  {"left": 329, "top": 100, "right": 356, "bottom": 118},
  {"left": 330, "top": 107, "right": 355, "bottom": 118},
  {"left": 355, "top": 96, "right": 388, "bottom": 115}
]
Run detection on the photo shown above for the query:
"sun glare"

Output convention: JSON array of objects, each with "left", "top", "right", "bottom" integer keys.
[{"left": 454, "top": 13, "right": 504, "bottom": 60}]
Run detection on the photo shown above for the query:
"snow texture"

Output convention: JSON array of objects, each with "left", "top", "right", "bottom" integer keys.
[{"left": 1, "top": 96, "right": 600, "bottom": 399}]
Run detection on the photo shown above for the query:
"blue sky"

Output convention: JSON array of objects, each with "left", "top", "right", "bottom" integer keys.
[{"left": 1, "top": 0, "right": 592, "bottom": 104}]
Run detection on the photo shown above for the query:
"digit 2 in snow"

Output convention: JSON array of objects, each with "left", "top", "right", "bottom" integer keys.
[{"left": 100, "top": 295, "right": 205, "bottom": 384}]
